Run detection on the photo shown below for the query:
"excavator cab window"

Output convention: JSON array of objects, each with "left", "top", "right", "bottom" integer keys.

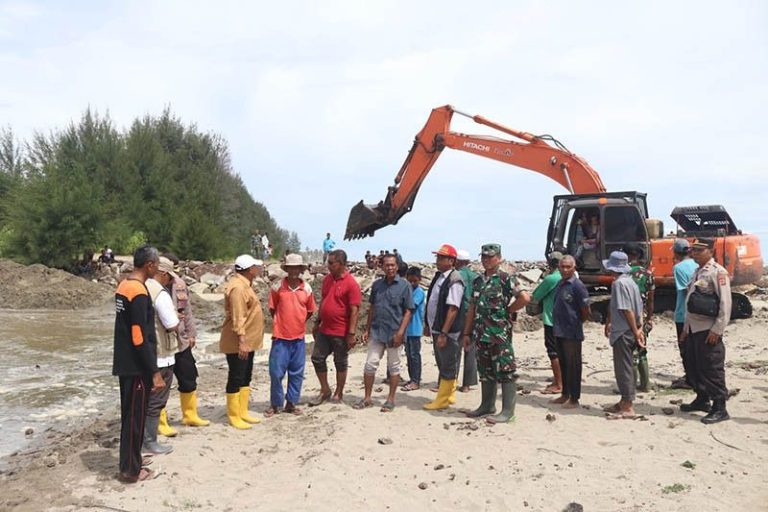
[{"left": 602, "top": 205, "right": 649, "bottom": 263}]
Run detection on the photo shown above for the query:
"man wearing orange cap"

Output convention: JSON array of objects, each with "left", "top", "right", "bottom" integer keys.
[{"left": 423, "top": 244, "right": 466, "bottom": 410}]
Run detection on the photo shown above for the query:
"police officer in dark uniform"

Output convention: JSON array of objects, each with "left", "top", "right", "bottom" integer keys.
[{"left": 679, "top": 238, "right": 732, "bottom": 424}]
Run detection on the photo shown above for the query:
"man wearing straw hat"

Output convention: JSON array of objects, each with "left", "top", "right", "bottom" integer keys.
[{"left": 265, "top": 253, "right": 316, "bottom": 416}]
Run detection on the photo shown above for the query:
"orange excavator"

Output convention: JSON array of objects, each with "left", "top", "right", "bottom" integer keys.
[{"left": 345, "top": 105, "right": 762, "bottom": 318}]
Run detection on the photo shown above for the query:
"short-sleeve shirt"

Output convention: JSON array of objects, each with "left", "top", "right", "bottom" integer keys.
[
  {"left": 319, "top": 271, "right": 362, "bottom": 337},
  {"left": 406, "top": 286, "right": 426, "bottom": 337},
  {"left": 269, "top": 279, "right": 317, "bottom": 340},
  {"left": 552, "top": 276, "right": 590, "bottom": 341},
  {"left": 426, "top": 270, "right": 464, "bottom": 332},
  {"left": 609, "top": 273, "right": 642, "bottom": 345},
  {"left": 322, "top": 238, "right": 335, "bottom": 252},
  {"left": 470, "top": 270, "right": 521, "bottom": 345},
  {"left": 369, "top": 275, "right": 415, "bottom": 345},
  {"left": 673, "top": 259, "right": 698, "bottom": 323},
  {"left": 532, "top": 270, "right": 561, "bottom": 327}
]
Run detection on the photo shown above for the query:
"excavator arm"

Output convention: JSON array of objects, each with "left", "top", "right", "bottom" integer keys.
[{"left": 345, "top": 105, "right": 607, "bottom": 239}]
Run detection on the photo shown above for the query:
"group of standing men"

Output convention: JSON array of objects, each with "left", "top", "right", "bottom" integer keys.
[
  {"left": 113, "top": 235, "right": 734, "bottom": 482},
  {"left": 532, "top": 238, "right": 732, "bottom": 423}
]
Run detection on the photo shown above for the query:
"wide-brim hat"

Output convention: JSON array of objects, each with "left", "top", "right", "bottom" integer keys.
[
  {"left": 603, "top": 251, "right": 631, "bottom": 273},
  {"left": 281, "top": 253, "right": 308, "bottom": 270},
  {"left": 157, "top": 256, "right": 179, "bottom": 278}
]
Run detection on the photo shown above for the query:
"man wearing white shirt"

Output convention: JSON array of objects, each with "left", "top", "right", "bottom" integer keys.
[{"left": 143, "top": 257, "right": 181, "bottom": 455}]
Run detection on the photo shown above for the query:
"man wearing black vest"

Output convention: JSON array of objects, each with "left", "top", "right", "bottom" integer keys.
[{"left": 423, "top": 244, "right": 466, "bottom": 410}]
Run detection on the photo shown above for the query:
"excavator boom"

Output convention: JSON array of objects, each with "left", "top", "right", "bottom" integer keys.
[{"left": 345, "top": 105, "right": 606, "bottom": 239}]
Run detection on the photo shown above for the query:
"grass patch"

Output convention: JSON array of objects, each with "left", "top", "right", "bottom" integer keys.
[{"left": 662, "top": 483, "right": 691, "bottom": 494}]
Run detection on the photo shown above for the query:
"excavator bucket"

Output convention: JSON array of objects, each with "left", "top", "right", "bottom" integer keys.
[{"left": 345, "top": 200, "right": 389, "bottom": 240}]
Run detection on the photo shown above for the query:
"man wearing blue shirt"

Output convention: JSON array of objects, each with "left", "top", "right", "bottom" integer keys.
[
  {"left": 357, "top": 254, "right": 414, "bottom": 412},
  {"left": 402, "top": 267, "right": 426, "bottom": 391},
  {"left": 322, "top": 233, "right": 336, "bottom": 264},
  {"left": 550, "top": 255, "right": 591, "bottom": 409},
  {"left": 672, "top": 239, "right": 698, "bottom": 389}
]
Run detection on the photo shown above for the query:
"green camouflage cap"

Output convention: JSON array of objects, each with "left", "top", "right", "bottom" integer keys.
[{"left": 481, "top": 243, "right": 502, "bottom": 257}]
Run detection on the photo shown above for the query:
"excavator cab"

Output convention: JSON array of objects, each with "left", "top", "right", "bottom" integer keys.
[{"left": 546, "top": 192, "right": 651, "bottom": 286}]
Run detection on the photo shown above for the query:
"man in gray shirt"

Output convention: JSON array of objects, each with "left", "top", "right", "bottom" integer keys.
[{"left": 603, "top": 251, "right": 645, "bottom": 419}]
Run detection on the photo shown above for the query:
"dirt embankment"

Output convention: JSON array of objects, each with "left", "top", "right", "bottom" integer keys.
[{"left": 0, "top": 260, "right": 113, "bottom": 310}]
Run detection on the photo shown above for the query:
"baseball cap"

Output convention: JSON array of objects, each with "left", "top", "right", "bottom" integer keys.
[
  {"left": 672, "top": 238, "right": 690, "bottom": 254},
  {"left": 432, "top": 244, "right": 458, "bottom": 258},
  {"left": 234, "top": 254, "right": 263, "bottom": 270},
  {"left": 480, "top": 243, "right": 502, "bottom": 257},
  {"left": 692, "top": 238, "right": 715, "bottom": 250}
]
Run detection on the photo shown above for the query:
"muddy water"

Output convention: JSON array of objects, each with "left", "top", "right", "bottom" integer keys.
[{"left": 0, "top": 306, "right": 221, "bottom": 462}]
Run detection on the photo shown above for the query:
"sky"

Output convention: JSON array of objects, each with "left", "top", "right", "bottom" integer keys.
[{"left": 1, "top": 0, "right": 766, "bottom": 261}]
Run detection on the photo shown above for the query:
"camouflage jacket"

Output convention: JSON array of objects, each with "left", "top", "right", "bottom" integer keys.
[{"left": 470, "top": 269, "right": 521, "bottom": 345}]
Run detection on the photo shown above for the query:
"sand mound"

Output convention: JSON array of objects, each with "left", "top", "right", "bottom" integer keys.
[{"left": 0, "top": 259, "right": 113, "bottom": 309}]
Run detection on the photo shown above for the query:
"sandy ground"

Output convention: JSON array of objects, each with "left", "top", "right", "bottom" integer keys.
[{"left": 1, "top": 306, "right": 767, "bottom": 512}]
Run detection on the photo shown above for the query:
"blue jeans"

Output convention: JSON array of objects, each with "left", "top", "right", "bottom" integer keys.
[
  {"left": 269, "top": 338, "right": 306, "bottom": 408},
  {"left": 405, "top": 336, "right": 422, "bottom": 384}
]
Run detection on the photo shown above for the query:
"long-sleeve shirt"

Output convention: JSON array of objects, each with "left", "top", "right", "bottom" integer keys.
[
  {"left": 171, "top": 276, "right": 197, "bottom": 351},
  {"left": 112, "top": 278, "right": 158, "bottom": 377},
  {"left": 219, "top": 273, "right": 265, "bottom": 354}
]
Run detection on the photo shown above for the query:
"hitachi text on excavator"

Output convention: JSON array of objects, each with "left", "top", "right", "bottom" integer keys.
[{"left": 345, "top": 105, "right": 762, "bottom": 319}]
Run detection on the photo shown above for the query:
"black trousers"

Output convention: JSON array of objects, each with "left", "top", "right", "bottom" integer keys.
[
  {"left": 685, "top": 329, "right": 728, "bottom": 401},
  {"left": 225, "top": 352, "right": 254, "bottom": 393},
  {"left": 174, "top": 347, "right": 199, "bottom": 392},
  {"left": 555, "top": 337, "right": 582, "bottom": 400},
  {"left": 675, "top": 322, "right": 695, "bottom": 386},
  {"left": 119, "top": 374, "right": 151, "bottom": 478}
]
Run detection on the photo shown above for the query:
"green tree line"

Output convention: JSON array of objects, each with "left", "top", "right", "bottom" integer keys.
[{"left": 0, "top": 109, "right": 298, "bottom": 268}]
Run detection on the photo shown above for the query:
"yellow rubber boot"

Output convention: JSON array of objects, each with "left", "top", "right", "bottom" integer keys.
[
  {"left": 448, "top": 380, "right": 458, "bottom": 405},
  {"left": 226, "top": 393, "right": 252, "bottom": 430},
  {"left": 180, "top": 391, "right": 210, "bottom": 427},
  {"left": 423, "top": 379, "right": 455, "bottom": 410},
  {"left": 158, "top": 408, "right": 178, "bottom": 437},
  {"left": 238, "top": 387, "right": 261, "bottom": 424}
]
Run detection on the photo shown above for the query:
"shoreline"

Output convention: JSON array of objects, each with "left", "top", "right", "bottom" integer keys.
[{"left": 1, "top": 313, "right": 767, "bottom": 511}]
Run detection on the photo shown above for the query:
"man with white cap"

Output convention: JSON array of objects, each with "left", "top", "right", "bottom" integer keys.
[
  {"left": 265, "top": 253, "right": 316, "bottom": 416},
  {"left": 603, "top": 251, "right": 644, "bottom": 419},
  {"left": 219, "top": 254, "right": 265, "bottom": 429},
  {"left": 455, "top": 249, "right": 478, "bottom": 392}
]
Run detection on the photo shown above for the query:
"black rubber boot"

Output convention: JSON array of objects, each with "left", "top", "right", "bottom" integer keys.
[
  {"left": 680, "top": 394, "right": 711, "bottom": 413},
  {"left": 701, "top": 399, "right": 730, "bottom": 424},
  {"left": 466, "top": 381, "right": 497, "bottom": 418},
  {"left": 487, "top": 382, "right": 517, "bottom": 424}
]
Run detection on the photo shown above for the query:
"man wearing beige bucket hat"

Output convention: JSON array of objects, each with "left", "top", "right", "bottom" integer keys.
[{"left": 265, "top": 253, "right": 316, "bottom": 417}]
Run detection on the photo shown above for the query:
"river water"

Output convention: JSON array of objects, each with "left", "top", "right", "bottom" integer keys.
[{"left": 0, "top": 306, "right": 221, "bottom": 463}]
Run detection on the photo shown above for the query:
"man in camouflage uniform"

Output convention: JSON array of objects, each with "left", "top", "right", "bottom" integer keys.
[
  {"left": 461, "top": 243, "right": 530, "bottom": 424},
  {"left": 624, "top": 244, "right": 655, "bottom": 392},
  {"left": 679, "top": 238, "right": 732, "bottom": 424}
]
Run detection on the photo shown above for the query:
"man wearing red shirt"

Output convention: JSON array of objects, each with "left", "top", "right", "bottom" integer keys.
[
  {"left": 309, "top": 249, "right": 362, "bottom": 405},
  {"left": 266, "top": 254, "right": 316, "bottom": 416}
]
